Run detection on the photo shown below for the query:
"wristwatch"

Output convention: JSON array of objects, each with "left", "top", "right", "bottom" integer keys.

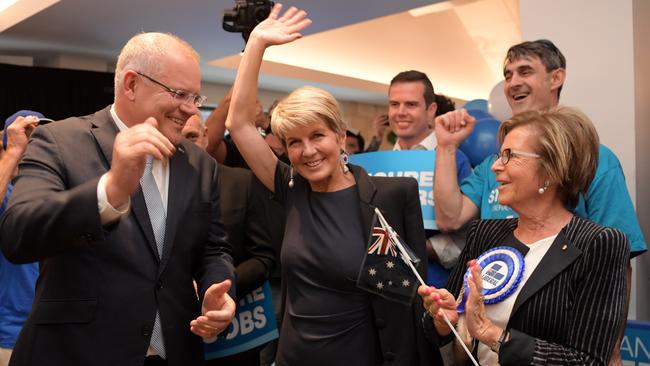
[{"left": 490, "top": 329, "right": 509, "bottom": 353}]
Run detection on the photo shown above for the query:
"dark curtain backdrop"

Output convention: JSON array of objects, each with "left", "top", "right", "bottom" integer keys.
[{"left": 0, "top": 63, "right": 115, "bottom": 122}]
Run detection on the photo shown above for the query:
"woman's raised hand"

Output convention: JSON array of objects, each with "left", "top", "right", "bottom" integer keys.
[{"left": 250, "top": 4, "right": 312, "bottom": 47}]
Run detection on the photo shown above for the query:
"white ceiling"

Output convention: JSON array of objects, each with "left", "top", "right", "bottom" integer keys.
[{"left": 0, "top": 0, "right": 521, "bottom": 104}]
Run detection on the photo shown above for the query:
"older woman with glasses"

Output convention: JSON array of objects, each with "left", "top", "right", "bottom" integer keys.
[{"left": 419, "top": 107, "right": 629, "bottom": 365}]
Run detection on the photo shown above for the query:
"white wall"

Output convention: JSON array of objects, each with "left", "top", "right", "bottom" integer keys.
[
  {"left": 521, "top": 0, "right": 637, "bottom": 201},
  {"left": 39, "top": 54, "right": 111, "bottom": 73},
  {"left": 633, "top": 0, "right": 650, "bottom": 321},
  {"left": 520, "top": 0, "right": 646, "bottom": 319},
  {"left": 0, "top": 55, "right": 33, "bottom": 66}
]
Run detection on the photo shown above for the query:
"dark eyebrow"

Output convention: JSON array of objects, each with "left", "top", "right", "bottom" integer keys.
[
  {"left": 388, "top": 99, "right": 419, "bottom": 105},
  {"left": 517, "top": 65, "right": 534, "bottom": 73}
]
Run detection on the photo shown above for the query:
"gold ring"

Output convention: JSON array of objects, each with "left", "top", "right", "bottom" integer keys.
[{"left": 478, "top": 295, "right": 485, "bottom": 302}]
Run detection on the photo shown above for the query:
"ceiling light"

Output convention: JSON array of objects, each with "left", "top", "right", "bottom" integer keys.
[
  {"left": 0, "top": 0, "right": 60, "bottom": 33},
  {"left": 409, "top": 2, "right": 454, "bottom": 17},
  {"left": 0, "top": 0, "right": 18, "bottom": 13}
]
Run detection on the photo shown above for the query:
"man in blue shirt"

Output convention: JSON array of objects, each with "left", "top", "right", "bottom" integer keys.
[
  {"left": 434, "top": 39, "right": 646, "bottom": 255},
  {"left": 0, "top": 111, "right": 47, "bottom": 366},
  {"left": 433, "top": 39, "right": 645, "bottom": 366},
  {"left": 388, "top": 71, "right": 472, "bottom": 286}
]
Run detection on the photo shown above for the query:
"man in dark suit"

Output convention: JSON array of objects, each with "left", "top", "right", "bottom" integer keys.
[
  {"left": 182, "top": 115, "right": 276, "bottom": 296},
  {"left": 182, "top": 115, "right": 277, "bottom": 365},
  {"left": 0, "top": 32, "right": 236, "bottom": 366}
]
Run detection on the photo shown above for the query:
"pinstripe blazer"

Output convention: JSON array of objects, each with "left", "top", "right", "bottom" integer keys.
[{"left": 445, "top": 216, "right": 629, "bottom": 366}]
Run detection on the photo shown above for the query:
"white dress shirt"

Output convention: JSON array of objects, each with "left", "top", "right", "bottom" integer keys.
[
  {"left": 393, "top": 130, "right": 437, "bottom": 151},
  {"left": 97, "top": 105, "right": 169, "bottom": 225}
]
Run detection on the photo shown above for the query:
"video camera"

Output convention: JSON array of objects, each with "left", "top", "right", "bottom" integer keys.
[{"left": 222, "top": 0, "right": 275, "bottom": 43}]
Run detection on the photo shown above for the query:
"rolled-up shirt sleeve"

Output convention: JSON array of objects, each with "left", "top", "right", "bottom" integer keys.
[{"left": 97, "top": 172, "right": 130, "bottom": 225}]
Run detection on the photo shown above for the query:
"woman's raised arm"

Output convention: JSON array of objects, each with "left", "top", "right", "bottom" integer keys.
[{"left": 225, "top": 4, "right": 311, "bottom": 192}]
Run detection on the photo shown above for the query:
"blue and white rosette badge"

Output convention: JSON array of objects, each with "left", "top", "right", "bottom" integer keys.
[{"left": 457, "top": 246, "right": 525, "bottom": 314}]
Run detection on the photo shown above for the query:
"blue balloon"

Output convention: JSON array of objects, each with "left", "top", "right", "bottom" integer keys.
[
  {"left": 462, "top": 99, "right": 489, "bottom": 112},
  {"left": 466, "top": 109, "right": 493, "bottom": 120},
  {"left": 459, "top": 118, "right": 501, "bottom": 167}
]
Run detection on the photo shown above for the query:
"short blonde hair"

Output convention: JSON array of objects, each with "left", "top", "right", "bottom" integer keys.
[
  {"left": 498, "top": 106, "right": 599, "bottom": 208},
  {"left": 114, "top": 32, "right": 199, "bottom": 93},
  {"left": 271, "top": 86, "right": 346, "bottom": 143}
]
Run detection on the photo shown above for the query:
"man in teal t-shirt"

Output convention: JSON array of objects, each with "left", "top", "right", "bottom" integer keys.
[
  {"left": 434, "top": 40, "right": 646, "bottom": 257},
  {"left": 433, "top": 39, "right": 645, "bottom": 366}
]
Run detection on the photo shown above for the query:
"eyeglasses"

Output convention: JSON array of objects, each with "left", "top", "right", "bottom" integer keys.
[
  {"left": 136, "top": 71, "right": 207, "bottom": 108},
  {"left": 494, "top": 148, "right": 541, "bottom": 165}
]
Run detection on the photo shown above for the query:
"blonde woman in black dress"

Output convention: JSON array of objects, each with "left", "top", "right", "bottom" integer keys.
[{"left": 225, "top": 4, "right": 442, "bottom": 365}]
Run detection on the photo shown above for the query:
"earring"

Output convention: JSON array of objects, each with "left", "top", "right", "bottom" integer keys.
[
  {"left": 288, "top": 165, "right": 295, "bottom": 188},
  {"left": 538, "top": 180, "right": 549, "bottom": 195},
  {"left": 340, "top": 150, "right": 350, "bottom": 173}
]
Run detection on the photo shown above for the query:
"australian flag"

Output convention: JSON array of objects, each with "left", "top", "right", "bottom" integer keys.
[{"left": 357, "top": 212, "right": 420, "bottom": 305}]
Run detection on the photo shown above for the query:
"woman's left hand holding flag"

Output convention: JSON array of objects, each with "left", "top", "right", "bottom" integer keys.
[{"left": 418, "top": 285, "right": 458, "bottom": 336}]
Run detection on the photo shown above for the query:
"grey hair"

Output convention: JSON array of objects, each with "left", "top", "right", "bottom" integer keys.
[{"left": 114, "top": 32, "right": 200, "bottom": 95}]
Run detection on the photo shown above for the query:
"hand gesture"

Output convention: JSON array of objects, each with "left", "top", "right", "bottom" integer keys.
[
  {"left": 434, "top": 109, "right": 476, "bottom": 148},
  {"left": 250, "top": 4, "right": 312, "bottom": 47},
  {"left": 418, "top": 285, "right": 459, "bottom": 336},
  {"left": 5, "top": 116, "right": 39, "bottom": 157},
  {"left": 190, "top": 280, "right": 236, "bottom": 340},
  {"left": 464, "top": 260, "right": 501, "bottom": 344},
  {"left": 373, "top": 114, "right": 389, "bottom": 139},
  {"left": 105, "top": 117, "right": 175, "bottom": 208}
]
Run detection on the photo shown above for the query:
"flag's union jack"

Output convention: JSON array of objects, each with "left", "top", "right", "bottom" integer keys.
[
  {"left": 367, "top": 227, "right": 397, "bottom": 257},
  {"left": 358, "top": 213, "right": 419, "bottom": 305}
]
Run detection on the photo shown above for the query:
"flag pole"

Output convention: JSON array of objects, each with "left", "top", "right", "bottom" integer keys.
[{"left": 373, "top": 208, "right": 479, "bottom": 366}]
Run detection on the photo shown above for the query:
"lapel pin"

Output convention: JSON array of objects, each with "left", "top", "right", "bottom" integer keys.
[{"left": 561, "top": 244, "right": 567, "bottom": 251}]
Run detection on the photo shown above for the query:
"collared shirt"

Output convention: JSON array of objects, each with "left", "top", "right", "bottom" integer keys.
[
  {"left": 103, "top": 106, "right": 175, "bottom": 356},
  {"left": 97, "top": 105, "right": 169, "bottom": 225},
  {"left": 393, "top": 131, "right": 437, "bottom": 151},
  {"left": 392, "top": 130, "right": 472, "bottom": 273}
]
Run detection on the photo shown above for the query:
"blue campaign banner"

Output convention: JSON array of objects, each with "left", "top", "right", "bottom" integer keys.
[
  {"left": 204, "top": 281, "right": 279, "bottom": 359},
  {"left": 621, "top": 320, "right": 650, "bottom": 365},
  {"left": 350, "top": 150, "right": 437, "bottom": 230}
]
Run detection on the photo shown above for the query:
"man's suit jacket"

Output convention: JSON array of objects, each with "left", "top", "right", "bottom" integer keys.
[
  {"left": 437, "top": 217, "right": 629, "bottom": 365},
  {"left": 0, "top": 106, "right": 235, "bottom": 366},
  {"left": 352, "top": 165, "right": 443, "bottom": 366},
  {"left": 217, "top": 164, "right": 275, "bottom": 298}
]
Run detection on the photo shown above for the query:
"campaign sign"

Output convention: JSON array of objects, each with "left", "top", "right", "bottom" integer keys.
[
  {"left": 621, "top": 320, "right": 650, "bottom": 365},
  {"left": 204, "top": 281, "right": 279, "bottom": 359},
  {"left": 350, "top": 150, "right": 436, "bottom": 229}
]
